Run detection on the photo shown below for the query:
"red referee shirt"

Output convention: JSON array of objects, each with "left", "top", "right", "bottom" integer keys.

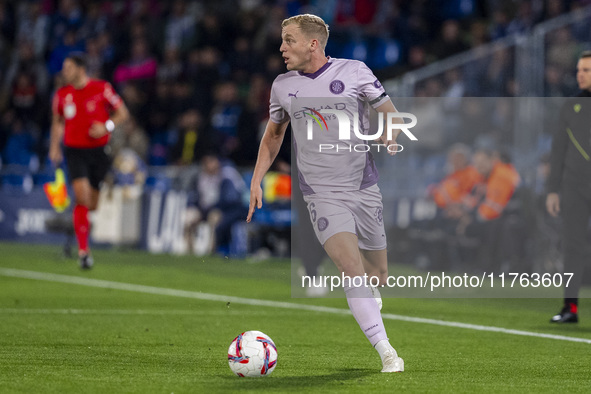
[{"left": 52, "top": 80, "right": 123, "bottom": 148}]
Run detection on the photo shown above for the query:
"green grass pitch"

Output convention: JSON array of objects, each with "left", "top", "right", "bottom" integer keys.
[{"left": 0, "top": 241, "right": 590, "bottom": 393}]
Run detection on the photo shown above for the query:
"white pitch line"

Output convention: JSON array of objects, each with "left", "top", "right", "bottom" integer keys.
[
  {"left": 1, "top": 267, "right": 590, "bottom": 345},
  {"left": 0, "top": 308, "right": 257, "bottom": 315}
]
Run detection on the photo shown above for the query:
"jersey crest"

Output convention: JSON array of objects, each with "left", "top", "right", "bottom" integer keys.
[{"left": 329, "top": 80, "right": 345, "bottom": 94}]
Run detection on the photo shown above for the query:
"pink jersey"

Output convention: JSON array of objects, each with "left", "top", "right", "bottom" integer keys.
[{"left": 269, "top": 57, "right": 390, "bottom": 195}]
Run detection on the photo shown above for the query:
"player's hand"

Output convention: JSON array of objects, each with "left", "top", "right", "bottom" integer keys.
[
  {"left": 246, "top": 185, "right": 263, "bottom": 223},
  {"left": 49, "top": 145, "right": 63, "bottom": 166},
  {"left": 376, "top": 134, "right": 398, "bottom": 156},
  {"left": 546, "top": 193, "right": 560, "bottom": 217},
  {"left": 89, "top": 121, "right": 109, "bottom": 138}
]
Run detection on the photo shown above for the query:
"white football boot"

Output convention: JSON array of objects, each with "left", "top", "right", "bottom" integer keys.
[
  {"left": 381, "top": 349, "right": 404, "bottom": 373},
  {"left": 376, "top": 340, "right": 404, "bottom": 372}
]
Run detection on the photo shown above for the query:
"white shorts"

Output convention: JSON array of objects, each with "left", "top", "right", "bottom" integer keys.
[{"left": 302, "top": 184, "right": 387, "bottom": 250}]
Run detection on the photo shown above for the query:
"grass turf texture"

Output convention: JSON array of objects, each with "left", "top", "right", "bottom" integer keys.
[{"left": 0, "top": 241, "right": 590, "bottom": 393}]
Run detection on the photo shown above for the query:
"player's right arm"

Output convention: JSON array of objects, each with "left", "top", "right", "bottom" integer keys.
[
  {"left": 49, "top": 94, "right": 65, "bottom": 166},
  {"left": 246, "top": 119, "right": 290, "bottom": 222}
]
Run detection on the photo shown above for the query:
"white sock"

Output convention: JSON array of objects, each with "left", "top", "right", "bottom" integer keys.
[
  {"left": 344, "top": 276, "right": 388, "bottom": 346},
  {"left": 374, "top": 339, "right": 396, "bottom": 361}
]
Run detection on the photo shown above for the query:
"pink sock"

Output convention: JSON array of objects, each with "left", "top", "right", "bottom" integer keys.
[{"left": 344, "top": 276, "right": 388, "bottom": 346}]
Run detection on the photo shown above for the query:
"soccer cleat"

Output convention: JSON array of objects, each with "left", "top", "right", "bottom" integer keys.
[
  {"left": 381, "top": 350, "right": 404, "bottom": 373},
  {"left": 371, "top": 285, "right": 383, "bottom": 310},
  {"left": 79, "top": 253, "right": 94, "bottom": 270},
  {"left": 550, "top": 304, "right": 578, "bottom": 323}
]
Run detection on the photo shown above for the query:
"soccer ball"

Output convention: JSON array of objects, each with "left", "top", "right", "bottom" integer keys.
[{"left": 227, "top": 330, "right": 277, "bottom": 377}]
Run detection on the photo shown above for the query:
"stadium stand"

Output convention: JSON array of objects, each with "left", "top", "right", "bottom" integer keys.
[{"left": 1, "top": 0, "right": 590, "bottom": 259}]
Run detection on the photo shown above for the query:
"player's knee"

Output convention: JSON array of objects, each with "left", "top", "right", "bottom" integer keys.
[
  {"left": 74, "top": 196, "right": 90, "bottom": 208},
  {"left": 73, "top": 192, "right": 93, "bottom": 208}
]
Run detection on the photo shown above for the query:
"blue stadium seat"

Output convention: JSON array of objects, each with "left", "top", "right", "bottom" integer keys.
[
  {"left": 368, "top": 38, "right": 401, "bottom": 69},
  {"left": 1, "top": 173, "right": 34, "bottom": 193},
  {"left": 33, "top": 169, "right": 56, "bottom": 185},
  {"left": 145, "top": 175, "right": 172, "bottom": 192},
  {"left": 341, "top": 40, "right": 368, "bottom": 63}
]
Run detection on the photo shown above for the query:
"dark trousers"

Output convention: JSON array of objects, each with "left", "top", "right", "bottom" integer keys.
[
  {"left": 561, "top": 182, "right": 591, "bottom": 299},
  {"left": 216, "top": 206, "right": 248, "bottom": 248}
]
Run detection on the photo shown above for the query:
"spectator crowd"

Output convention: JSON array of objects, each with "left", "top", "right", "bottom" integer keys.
[{"left": 0, "top": 0, "right": 587, "bottom": 172}]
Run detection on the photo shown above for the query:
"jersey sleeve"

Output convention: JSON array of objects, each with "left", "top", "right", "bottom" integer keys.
[
  {"left": 357, "top": 62, "right": 389, "bottom": 108},
  {"left": 269, "top": 80, "right": 288, "bottom": 124},
  {"left": 52, "top": 91, "right": 63, "bottom": 116},
  {"left": 103, "top": 82, "right": 123, "bottom": 110}
]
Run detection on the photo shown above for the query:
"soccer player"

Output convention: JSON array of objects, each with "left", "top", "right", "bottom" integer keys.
[
  {"left": 49, "top": 53, "right": 129, "bottom": 269},
  {"left": 546, "top": 51, "right": 591, "bottom": 323},
  {"left": 246, "top": 14, "right": 404, "bottom": 372}
]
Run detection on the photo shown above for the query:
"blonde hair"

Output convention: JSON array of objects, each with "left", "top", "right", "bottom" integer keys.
[{"left": 282, "top": 14, "right": 330, "bottom": 50}]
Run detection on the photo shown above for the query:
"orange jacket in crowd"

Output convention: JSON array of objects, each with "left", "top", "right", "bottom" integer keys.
[
  {"left": 430, "top": 166, "right": 483, "bottom": 209},
  {"left": 473, "top": 162, "right": 521, "bottom": 221}
]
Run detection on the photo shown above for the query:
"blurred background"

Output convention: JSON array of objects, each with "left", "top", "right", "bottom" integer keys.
[{"left": 0, "top": 0, "right": 590, "bottom": 270}]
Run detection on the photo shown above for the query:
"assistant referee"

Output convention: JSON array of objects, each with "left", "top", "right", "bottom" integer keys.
[
  {"left": 49, "top": 53, "right": 129, "bottom": 269},
  {"left": 546, "top": 51, "right": 591, "bottom": 323}
]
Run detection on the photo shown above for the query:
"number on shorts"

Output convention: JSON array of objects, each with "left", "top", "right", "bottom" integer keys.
[{"left": 309, "top": 202, "right": 317, "bottom": 223}]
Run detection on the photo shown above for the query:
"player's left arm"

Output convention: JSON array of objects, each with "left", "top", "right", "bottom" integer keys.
[
  {"left": 358, "top": 62, "right": 404, "bottom": 156},
  {"left": 89, "top": 83, "right": 130, "bottom": 138},
  {"left": 109, "top": 102, "right": 130, "bottom": 129}
]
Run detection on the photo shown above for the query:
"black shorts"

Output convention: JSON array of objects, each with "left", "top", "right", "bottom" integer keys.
[{"left": 64, "top": 146, "right": 112, "bottom": 190}]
